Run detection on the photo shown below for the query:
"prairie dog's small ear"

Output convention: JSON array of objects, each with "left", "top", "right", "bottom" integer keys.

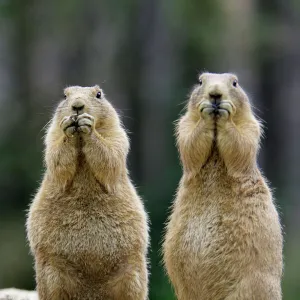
[
  {"left": 64, "top": 87, "right": 70, "bottom": 98},
  {"left": 94, "top": 85, "right": 101, "bottom": 91},
  {"left": 198, "top": 72, "right": 207, "bottom": 85}
]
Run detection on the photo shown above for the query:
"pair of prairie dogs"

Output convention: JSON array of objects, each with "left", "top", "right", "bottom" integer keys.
[{"left": 26, "top": 73, "right": 283, "bottom": 300}]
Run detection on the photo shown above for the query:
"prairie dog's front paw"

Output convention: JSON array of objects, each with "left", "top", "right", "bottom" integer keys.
[
  {"left": 60, "top": 115, "right": 77, "bottom": 137},
  {"left": 217, "top": 100, "right": 236, "bottom": 121},
  {"left": 77, "top": 113, "right": 94, "bottom": 134},
  {"left": 198, "top": 101, "right": 215, "bottom": 120}
]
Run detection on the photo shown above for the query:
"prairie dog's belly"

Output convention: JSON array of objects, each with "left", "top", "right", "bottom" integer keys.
[
  {"left": 165, "top": 195, "right": 242, "bottom": 300},
  {"left": 165, "top": 165, "right": 244, "bottom": 294},
  {"left": 168, "top": 198, "right": 224, "bottom": 264},
  {"left": 174, "top": 157, "right": 232, "bottom": 259},
  {"left": 180, "top": 202, "right": 221, "bottom": 256},
  {"left": 29, "top": 191, "right": 142, "bottom": 274}
]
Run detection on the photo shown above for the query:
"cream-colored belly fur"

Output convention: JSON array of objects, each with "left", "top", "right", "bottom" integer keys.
[{"left": 164, "top": 151, "right": 282, "bottom": 300}]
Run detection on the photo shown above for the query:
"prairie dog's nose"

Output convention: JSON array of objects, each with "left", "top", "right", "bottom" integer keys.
[
  {"left": 208, "top": 84, "right": 223, "bottom": 104},
  {"left": 72, "top": 100, "right": 85, "bottom": 113}
]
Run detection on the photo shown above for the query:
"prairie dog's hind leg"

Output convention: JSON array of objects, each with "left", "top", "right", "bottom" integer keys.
[
  {"left": 109, "top": 258, "right": 148, "bottom": 300},
  {"left": 35, "top": 262, "right": 75, "bottom": 300},
  {"left": 225, "top": 274, "right": 282, "bottom": 300},
  {"left": 36, "top": 277, "right": 70, "bottom": 300}
]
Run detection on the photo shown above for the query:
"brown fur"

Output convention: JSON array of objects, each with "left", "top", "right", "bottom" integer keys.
[
  {"left": 163, "top": 73, "right": 283, "bottom": 300},
  {"left": 26, "top": 86, "right": 149, "bottom": 300}
]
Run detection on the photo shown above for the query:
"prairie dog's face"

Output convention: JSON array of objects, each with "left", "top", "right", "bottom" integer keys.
[
  {"left": 55, "top": 85, "right": 115, "bottom": 123},
  {"left": 189, "top": 73, "right": 249, "bottom": 110}
]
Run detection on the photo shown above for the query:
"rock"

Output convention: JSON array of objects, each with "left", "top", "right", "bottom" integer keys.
[{"left": 0, "top": 288, "right": 38, "bottom": 300}]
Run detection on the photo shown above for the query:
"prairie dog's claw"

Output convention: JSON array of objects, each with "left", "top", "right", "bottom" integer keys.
[
  {"left": 64, "top": 126, "right": 77, "bottom": 137},
  {"left": 199, "top": 101, "right": 214, "bottom": 119},
  {"left": 77, "top": 113, "right": 94, "bottom": 134},
  {"left": 216, "top": 101, "right": 236, "bottom": 121},
  {"left": 218, "top": 101, "right": 236, "bottom": 115},
  {"left": 61, "top": 115, "right": 78, "bottom": 137}
]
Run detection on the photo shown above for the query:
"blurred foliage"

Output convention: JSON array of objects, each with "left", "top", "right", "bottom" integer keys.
[{"left": 0, "top": 0, "right": 300, "bottom": 299}]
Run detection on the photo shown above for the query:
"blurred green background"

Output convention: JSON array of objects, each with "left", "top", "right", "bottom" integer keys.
[{"left": 0, "top": 0, "right": 300, "bottom": 299}]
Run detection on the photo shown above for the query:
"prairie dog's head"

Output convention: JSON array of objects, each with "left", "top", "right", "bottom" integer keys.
[
  {"left": 55, "top": 85, "right": 119, "bottom": 128},
  {"left": 189, "top": 72, "right": 251, "bottom": 116}
]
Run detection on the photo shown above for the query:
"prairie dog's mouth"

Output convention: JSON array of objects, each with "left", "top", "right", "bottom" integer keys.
[
  {"left": 71, "top": 115, "right": 78, "bottom": 122},
  {"left": 209, "top": 94, "right": 222, "bottom": 105},
  {"left": 208, "top": 94, "right": 222, "bottom": 114}
]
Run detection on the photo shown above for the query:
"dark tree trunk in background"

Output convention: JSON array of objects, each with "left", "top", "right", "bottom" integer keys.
[
  {"left": 137, "top": 0, "right": 178, "bottom": 185},
  {"left": 219, "top": 0, "right": 258, "bottom": 91},
  {"left": 270, "top": 2, "right": 300, "bottom": 296},
  {"left": 274, "top": 3, "right": 300, "bottom": 227},
  {"left": 7, "top": 0, "right": 40, "bottom": 206}
]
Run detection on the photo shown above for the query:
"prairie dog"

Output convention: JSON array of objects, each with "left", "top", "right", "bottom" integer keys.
[
  {"left": 163, "top": 73, "right": 283, "bottom": 300},
  {"left": 27, "top": 86, "right": 149, "bottom": 300}
]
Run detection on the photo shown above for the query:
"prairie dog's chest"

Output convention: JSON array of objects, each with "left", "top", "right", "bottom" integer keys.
[
  {"left": 171, "top": 152, "right": 233, "bottom": 254},
  {"left": 199, "top": 148, "right": 229, "bottom": 188}
]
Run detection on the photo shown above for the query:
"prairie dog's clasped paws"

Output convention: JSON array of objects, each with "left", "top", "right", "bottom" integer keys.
[
  {"left": 61, "top": 114, "right": 78, "bottom": 137},
  {"left": 77, "top": 113, "right": 94, "bottom": 134},
  {"left": 198, "top": 101, "right": 215, "bottom": 120},
  {"left": 217, "top": 100, "right": 236, "bottom": 121},
  {"left": 60, "top": 113, "right": 95, "bottom": 136}
]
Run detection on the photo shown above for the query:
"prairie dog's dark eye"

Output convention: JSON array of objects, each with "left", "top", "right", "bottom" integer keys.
[
  {"left": 63, "top": 94, "right": 67, "bottom": 99},
  {"left": 233, "top": 80, "right": 238, "bottom": 87},
  {"left": 96, "top": 91, "right": 102, "bottom": 99},
  {"left": 199, "top": 79, "right": 203, "bottom": 86}
]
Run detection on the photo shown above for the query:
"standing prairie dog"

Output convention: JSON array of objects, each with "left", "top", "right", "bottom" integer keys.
[
  {"left": 27, "top": 86, "right": 149, "bottom": 300},
  {"left": 163, "top": 73, "right": 283, "bottom": 300}
]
